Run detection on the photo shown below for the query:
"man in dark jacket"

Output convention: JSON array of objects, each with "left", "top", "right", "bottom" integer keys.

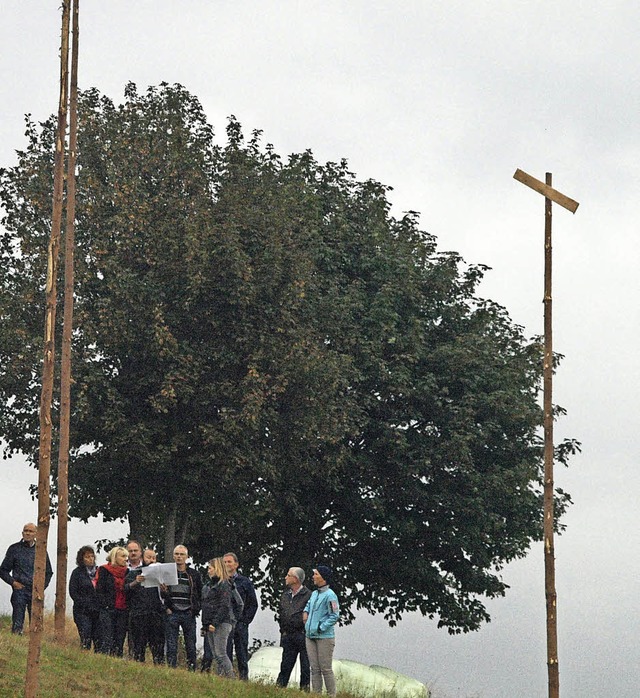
[
  {"left": 125, "top": 548, "right": 165, "bottom": 664},
  {"left": 276, "top": 567, "right": 312, "bottom": 689},
  {"left": 0, "top": 523, "right": 53, "bottom": 634},
  {"left": 162, "top": 544, "right": 202, "bottom": 671},
  {"left": 223, "top": 551, "right": 258, "bottom": 680}
]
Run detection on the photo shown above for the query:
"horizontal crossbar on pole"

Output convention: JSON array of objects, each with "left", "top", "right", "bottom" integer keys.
[{"left": 513, "top": 169, "right": 579, "bottom": 213}]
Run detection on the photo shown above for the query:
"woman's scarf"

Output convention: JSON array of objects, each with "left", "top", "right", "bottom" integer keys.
[
  {"left": 85, "top": 564, "right": 98, "bottom": 587},
  {"left": 103, "top": 564, "right": 128, "bottom": 610}
]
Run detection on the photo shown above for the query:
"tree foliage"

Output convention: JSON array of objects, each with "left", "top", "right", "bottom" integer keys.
[{"left": 0, "top": 83, "right": 576, "bottom": 633}]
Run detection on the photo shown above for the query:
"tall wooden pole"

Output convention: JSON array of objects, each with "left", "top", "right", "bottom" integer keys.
[
  {"left": 25, "top": 2, "right": 70, "bottom": 695},
  {"left": 513, "top": 168, "right": 579, "bottom": 698},
  {"left": 54, "top": 0, "right": 79, "bottom": 642},
  {"left": 543, "top": 173, "right": 559, "bottom": 698}
]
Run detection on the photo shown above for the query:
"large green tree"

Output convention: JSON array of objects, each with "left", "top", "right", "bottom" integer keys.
[{"left": 0, "top": 83, "right": 577, "bottom": 632}]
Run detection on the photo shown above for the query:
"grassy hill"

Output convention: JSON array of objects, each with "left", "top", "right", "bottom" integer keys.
[{"left": 0, "top": 615, "right": 351, "bottom": 698}]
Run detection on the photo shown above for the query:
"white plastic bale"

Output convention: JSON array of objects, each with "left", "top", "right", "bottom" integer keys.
[{"left": 248, "top": 647, "right": 429, "bottom": 697}]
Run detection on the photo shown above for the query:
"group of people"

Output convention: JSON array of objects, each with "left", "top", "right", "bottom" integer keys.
[
  {"left": 68, "top": 540, "right": 259, "bottom": 680},
  {"left": 1, "top": 523, "right": 340, "bottom": 696}
]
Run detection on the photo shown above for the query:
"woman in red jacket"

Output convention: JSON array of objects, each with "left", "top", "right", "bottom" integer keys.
[{"left": 95, "top": 546, "right": 129, "bottom": 656}]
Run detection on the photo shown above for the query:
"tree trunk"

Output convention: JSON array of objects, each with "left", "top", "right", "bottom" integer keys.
[
  {"left": 128, "top": 504, "right": 148, "bottom": 546},
  {"left": 25, "top": 3, "right": 70, "bottom": 696},
  {"left": 178, "top": 513, "right": 190, "bottom": 549},
  {"left": 164, "top": 503, "right": 178, "bottom": 562},
  {"left": 54, "top": 0, "right": 79, "bottom": 643}
]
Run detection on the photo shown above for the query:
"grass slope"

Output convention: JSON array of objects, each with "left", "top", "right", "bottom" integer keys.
[{"left": 0, "top": 616, "right": 350, "bottom": 698}]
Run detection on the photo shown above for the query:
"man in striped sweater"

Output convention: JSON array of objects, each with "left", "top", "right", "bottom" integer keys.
[{"left": 162, "top": 544, "right": 202, "bottom": 671}]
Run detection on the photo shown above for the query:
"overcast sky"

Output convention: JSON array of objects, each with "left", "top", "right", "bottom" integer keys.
[{"left": 1, "top": 3, "right": 639, "bottom": 697}]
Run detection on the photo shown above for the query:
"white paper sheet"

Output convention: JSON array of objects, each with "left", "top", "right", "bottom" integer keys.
[{"left": 139, "top": 562, "right": 178, "bottom": 588}]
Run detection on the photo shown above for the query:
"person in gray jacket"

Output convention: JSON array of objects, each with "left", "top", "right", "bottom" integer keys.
[
  {"left": 202, "top": 556, "right": 235, "bottom": 678},
  {"left": 276, "top": 567, "right": 312, "bottom": 689}
]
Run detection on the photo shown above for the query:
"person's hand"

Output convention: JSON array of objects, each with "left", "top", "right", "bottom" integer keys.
[
  {"left": 208, "top": 624, "right": 215, "bottom": 632},
  {"left": 159, "top": 583, "right": 168, "bottom": 593},
  {"left": 136, "top": 574, "right": 145, "bottom": 584},
  {"left": 12, "top": 580, "right": 24, "bottom": 590}
]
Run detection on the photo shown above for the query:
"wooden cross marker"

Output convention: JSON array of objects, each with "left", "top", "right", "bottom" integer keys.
[
  {"left": 514, "top": 169, "right": 579, "bottom": 698},
  {"left": 514, "top": 169, "right": 579, "bottom": 214}
]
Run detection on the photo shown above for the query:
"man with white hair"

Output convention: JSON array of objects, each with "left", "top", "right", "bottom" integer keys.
[
  {"left": 161, "top": 544, "right": 202, "bottom": 670},
  {"left": 276, "top": 566, "right": 312, "bottom": 689}
]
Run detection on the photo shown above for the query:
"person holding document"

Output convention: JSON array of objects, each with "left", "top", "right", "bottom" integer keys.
[
  {"left": 161, "top": 544, "right": 202, "bottom": 671},
  {"left": 125, "top": 548, "right": 165, "bottom": 663}
]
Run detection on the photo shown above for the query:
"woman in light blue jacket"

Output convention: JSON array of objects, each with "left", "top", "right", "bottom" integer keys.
[{"left": 304, "top": 564, "right": 339, "bottom": 696}]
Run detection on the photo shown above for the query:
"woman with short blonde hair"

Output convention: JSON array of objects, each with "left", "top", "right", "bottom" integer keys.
[
  {"left": 95, "top": 546, "right": 129, "bottom": 656},
  {"left": 105, "top": 546, "right": 128, "bottom": 565}
]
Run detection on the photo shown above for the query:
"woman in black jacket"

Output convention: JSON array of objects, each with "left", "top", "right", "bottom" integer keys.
[
  {"left": 201, "top": 557, "right": 235, "bottom": 678},
  {"left": 95, "top": 546, "right": 129, "bottom": 656},
  {"left": 68, "top": 545, "right": 100, "bottom": 650}
]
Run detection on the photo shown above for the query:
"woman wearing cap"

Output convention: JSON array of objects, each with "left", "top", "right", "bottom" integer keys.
[{"left": 303, "top": 564, "right": 340, "bottom": 696}]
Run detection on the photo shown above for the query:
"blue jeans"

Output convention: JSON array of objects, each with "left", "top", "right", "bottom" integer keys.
[
  {"left": 226, "top": 620, "right": 250, "bottom": 680},
  {"left": 165, "top": 610, "right": 197, "bottom": 670},
  {"left": 11, "top": 587, "right": 32, "bottom": 634},
  {"left": 277, "top": 631, "right": 310, "bottom": 689}
]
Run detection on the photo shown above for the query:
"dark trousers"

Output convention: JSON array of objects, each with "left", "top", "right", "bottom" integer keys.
[
  {"left": 226, "top": 620, "right": 250, "bottom": 680},
  {"left": 97, "top": 608, "right": 129, "bottom": 656},
  {"left": 165, "top": 610, "right": 197, "bottom": 670},
  {"left": 129, "top": 611, "right": 165, "bottom": 663},
  {"left": 73, "top": 608, "right": 100, "bottom": 650},
  {"left": 11, "top": 587, "right": 32, "bottom": 634},
  {"left": 202, "top": 627, "right": 213, "bottom": 671},
  {"left": 277, "top": 631, "right": 310, "bottom": 689}
]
